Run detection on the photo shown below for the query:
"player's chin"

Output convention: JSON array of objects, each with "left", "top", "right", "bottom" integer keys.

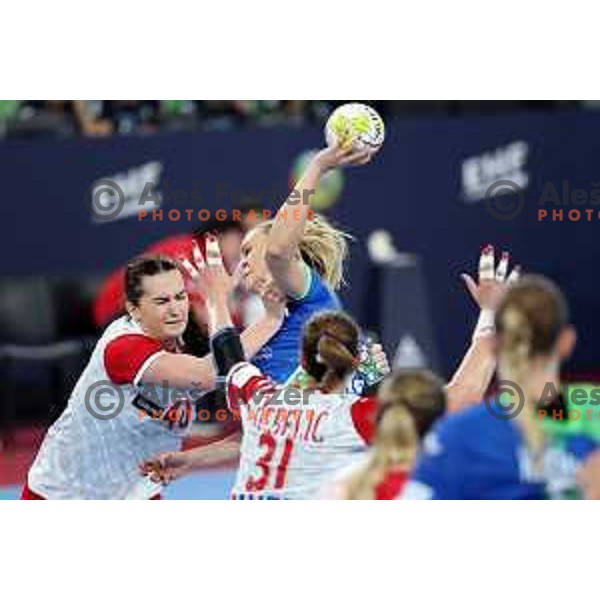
[{"left": 162, "top": 320, "right": 187, "bottom": 337}]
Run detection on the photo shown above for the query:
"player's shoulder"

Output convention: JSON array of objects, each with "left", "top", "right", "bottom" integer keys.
[
  {"left": 444, "top": 402, "right": 495, "bottom": 427},
  {"left": 427, "top": 403, "right": 501, "bottom": 447},
  {"left": 99, "top": 317, "right": 161, "bottom": 363},
  {"left": 289, "top": 264, "right": 338, "bottom": 307},
  {"left": 307, "top": 389, "right": 364, "bottom": 413},
  {"left": 101, "top": 315, "right": 143, "bottom": 340}
]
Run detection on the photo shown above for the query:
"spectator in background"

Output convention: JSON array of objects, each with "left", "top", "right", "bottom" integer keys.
[
  {"left": 192, "top": 101, "right": 334, "bottom": 129},
  {"left": 159, "top": 101, "right": 199, "bottom": 132},
  {"left": 220, "top": 101, "right": 331, "bottom": 127},
  {"left": 194, "top": 101, "right": 248, "bottom": 130},
  {"left": 4, "top": 101, "right": 588, "bottom": 139},
  {"left": 0, "top": 100, "right": 21, "bottom": 134},
  {"left": 234, "top": 101, "right": 304, "bottom": 126},
  {"left": 6, "top": 101, "right": 109, "bottom": 138},
  {"left": 95, "top": 100, "right": 161, "bottom": 135}
]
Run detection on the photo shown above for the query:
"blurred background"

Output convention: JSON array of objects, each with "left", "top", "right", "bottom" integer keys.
[{"left": 2, "top": 99, "right": 600, "bottom": 498}]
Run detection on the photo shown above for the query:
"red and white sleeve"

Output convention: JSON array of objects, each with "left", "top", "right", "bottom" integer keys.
[
  {"left": 226, "top": 362, "right": 277, "bottom": 412},
  {"left": 350, "top": 395, "right": 378, "bottom": 445},
  {"left": 104, "top": 334, "right": 165, "bottom": 386}
]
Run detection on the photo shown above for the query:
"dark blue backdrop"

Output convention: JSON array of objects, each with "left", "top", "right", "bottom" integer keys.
[{"left": 1, "top": 111, "right": 599, "bottom": 376}]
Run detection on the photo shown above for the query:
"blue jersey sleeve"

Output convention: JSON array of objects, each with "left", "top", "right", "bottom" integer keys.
[
  {"left": 251, "top": 266, "right": 339, "bottom": 383},
  {"left": 403, "top": 417, "right": 466, "bottom": 499},
  {"left": 287, "top": 263, "right": 340, "bottom": 310},
  {"left": 403, "top": 404, "right": 547, "bottom": 500}
]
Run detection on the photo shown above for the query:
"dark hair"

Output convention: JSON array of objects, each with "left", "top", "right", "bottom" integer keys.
[
  {"left": 182, "top": 309, "right": 210, "bottom": 357},
  {"left": 302, "top": 311, "right": 359, "bottom": 392},
  {"left": 125, "top": 255, "right": 179, "bottom": 306},
  {"left": 192, "top": 219, "right": 244, "bottom": 239}
]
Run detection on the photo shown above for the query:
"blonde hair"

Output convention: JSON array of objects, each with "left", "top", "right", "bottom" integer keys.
[
  {"left": 344, "top": 370, "right": 446, "bottom": 500},
  {"left": 254, "top": 213, "right": 352, "bottom": 290},
  {"left": 496, "top": 275, "right": 569, "bottom": 473}
]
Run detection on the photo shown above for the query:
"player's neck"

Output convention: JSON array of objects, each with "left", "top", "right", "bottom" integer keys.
[
  {"left": 526, "top": 363, "right": 561, "bottom": 405},
  {"left": 319, "top": 381, "right": 345, "bottom": 394}
]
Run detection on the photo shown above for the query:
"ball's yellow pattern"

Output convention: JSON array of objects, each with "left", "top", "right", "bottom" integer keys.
[{"left": 325, "top": 103, "right": 385, "bottom": 152}]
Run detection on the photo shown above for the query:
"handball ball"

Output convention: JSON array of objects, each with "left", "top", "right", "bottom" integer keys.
[
  {"left": 325, "top": 103, "right": 385, "bottom": 153},
  {"left": 291, "top": 150, "right": 344, "bottom": 212}
]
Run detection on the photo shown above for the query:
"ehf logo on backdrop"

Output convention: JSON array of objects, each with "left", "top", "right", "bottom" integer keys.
[
  {"left": 460, "top": 140, "right": 530, "bottom": 203},
  {"left": 90, "top": 161, "right": 163, "bottom": 223}
]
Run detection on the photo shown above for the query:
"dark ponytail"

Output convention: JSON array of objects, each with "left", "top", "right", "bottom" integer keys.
[{"left": 302, "top": 311, "right": 359, "bottom": 392}]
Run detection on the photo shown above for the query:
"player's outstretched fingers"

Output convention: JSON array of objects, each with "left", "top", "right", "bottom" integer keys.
[
  {"left": 479, "top": 244, "right": 495, "bottom": 282},
  {"left": 192, "top": 240, "right": 206, "bottom": 270},
  {"left": 150, "top": 471, "right": 164, "bottom": 484},
  {"left": 138, "top": 461, "right": 151, "bottom": 476},
  {"left": 357, "top": 151, "right": 373, "bottom": 165},
  {"left": 507, "top": 265, "right": 521, "bottom": 284},
  {"left": 180, "top": 257, "right": 199, "bottom": 280},
  {"left": 461, "top": 273, "right": 478, "bottom": 299},
  {"left": 139, "top": 459, "right": 162, "bottom": 483},
  {"left": 329, "top": 138, "right": 343, "bottom": 153},
  {"left": 205, "top": 235, "right": 223, "bottom": 267},
  {"left": 495, "top": 251, "right": 509, "bottom": 282},
  {"left": 340, "top": 147, "right": 372, "bottom": 166}
]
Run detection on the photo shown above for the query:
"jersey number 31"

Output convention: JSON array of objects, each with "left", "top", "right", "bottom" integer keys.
[{"left": 245, "top": 433, "right": 294, "bottom": 492}]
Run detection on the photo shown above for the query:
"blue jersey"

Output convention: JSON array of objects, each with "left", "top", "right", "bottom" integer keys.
[
  {"left": 404, "top": 395, "right": 600, "bottom": 500},
  {"left": 252, "top": 266, "right": 340, "bottom": 383}
]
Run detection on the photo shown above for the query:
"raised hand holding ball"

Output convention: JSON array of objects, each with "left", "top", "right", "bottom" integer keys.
[{"left": 325, "top": 103, "right": 385, "bottom": 154}]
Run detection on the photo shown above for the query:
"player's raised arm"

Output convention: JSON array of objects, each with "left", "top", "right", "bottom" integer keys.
[
  {"left": 266, "top": 142, "right": 372, "bottom": 297},
  {"left": 445, "top": 245, "right": 521, "bottom": 411}
]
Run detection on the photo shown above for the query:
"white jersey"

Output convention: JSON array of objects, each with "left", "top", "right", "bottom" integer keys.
[
  {"left": 318, "top": 455, "right": 369, "bottom": 500},
  {"left": 227, "top": 362, "right": 371, "bottom": 499},
  {"left": 28, "top": 316, "right": 196, "bottom": 499}
]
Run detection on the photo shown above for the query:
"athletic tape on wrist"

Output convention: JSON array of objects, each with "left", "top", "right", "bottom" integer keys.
[{"left": 473, "top": 308, "right": 496, "bottom": 340}]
